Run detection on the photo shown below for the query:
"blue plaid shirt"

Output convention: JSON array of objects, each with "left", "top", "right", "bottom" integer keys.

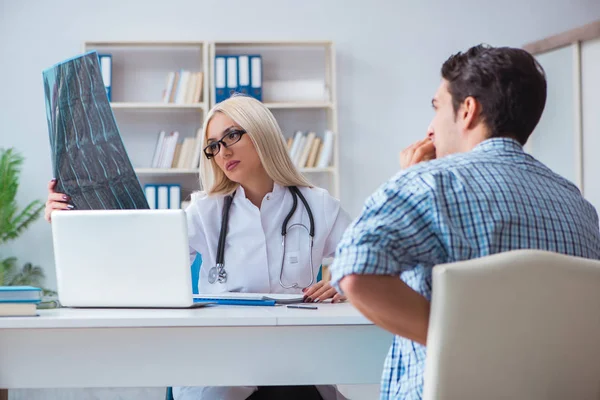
[{"left": 330, "top": 138, "right": 600, "bottom": 399}]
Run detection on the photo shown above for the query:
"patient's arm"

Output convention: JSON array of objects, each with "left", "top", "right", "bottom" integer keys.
[{"left": 340, "top": 274, "right": 430, "bottom": 345}]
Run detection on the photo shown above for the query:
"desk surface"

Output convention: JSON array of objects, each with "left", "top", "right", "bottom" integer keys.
[
  {"left": 0, "top": 303, "right": 392, "bottom": 389},
  {"left": 0, "top": 302, "right": 372, "bottom": 329}
]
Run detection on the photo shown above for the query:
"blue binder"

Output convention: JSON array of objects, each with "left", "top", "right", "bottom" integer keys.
[
  {"left": 226, "top": 55, "right": 238, "bottom": 98},
  {"left": 237, "top": 55, "right": 250, "bottom": 96},
  {"left": 98, "top": 54, "right": 112, "bottom": 102},
  {"left": 215, "top": 56, "right": 227, "bottom": 103},
  {"left": 249, "top": 55, "right": 262, "bottom": 101},
  {"left": 143, "top": 184, "right": 181, "bottom": 209}
]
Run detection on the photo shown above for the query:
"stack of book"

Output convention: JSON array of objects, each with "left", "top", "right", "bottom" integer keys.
[
  {"left": 0, "top": 286, "right": 42, "bottom": 317},
  {"left": 162, "top": 70, "right": 204, "bottom": 104},
  {"left": 150, "top": 130, "right": 203, "bottom": 169},
  {"left": 286, "top": 130, "right": 334, "bottom": 169}
]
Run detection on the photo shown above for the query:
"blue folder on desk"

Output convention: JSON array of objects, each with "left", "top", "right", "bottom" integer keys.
[
  {"left": 193, "top": 293, "right": 304, "bottom": 307},
  {"left": 194, "top": 297, "right": 276, "bottom": 306}
]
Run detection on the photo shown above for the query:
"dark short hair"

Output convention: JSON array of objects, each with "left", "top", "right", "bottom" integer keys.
[{"left": 441, "top": 44, "right": 547, "bottom": 145}]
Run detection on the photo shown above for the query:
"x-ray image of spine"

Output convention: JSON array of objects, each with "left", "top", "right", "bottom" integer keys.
[{"left": 43, "top": 51, "right": 149, "bottom": 210}]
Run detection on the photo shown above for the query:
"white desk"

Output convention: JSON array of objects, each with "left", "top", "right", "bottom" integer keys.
[{"left": 0, "top": 303, "right": 392, "bottom": 389}]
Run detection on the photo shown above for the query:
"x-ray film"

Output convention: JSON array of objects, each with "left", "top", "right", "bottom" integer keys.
[{"left": 43, "top": 51, "right": 149, "bottom": 210}]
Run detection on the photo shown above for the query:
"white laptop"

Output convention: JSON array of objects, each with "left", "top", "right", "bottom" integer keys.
[{"left": 51, "top": 209, "right": 204, "bottom": 308}]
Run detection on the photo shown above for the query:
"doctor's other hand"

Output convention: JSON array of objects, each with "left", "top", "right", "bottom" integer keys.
[
  {"left": 45, "top": 179, "right": 73, "bottom": 223},
  {"left": 302, "top": 281, "right": 346, "bottom": 304},
  {"left": 399, "top": 135, "right": 436, "bottom": 170}
]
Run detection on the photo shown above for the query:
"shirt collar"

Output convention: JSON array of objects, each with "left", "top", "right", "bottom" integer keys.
[
  {"left": 472, "top": 137, "right": 523, "bottom": 153},
  {"left": 232, "top": 181, "right": 285, "bottom": 204}
]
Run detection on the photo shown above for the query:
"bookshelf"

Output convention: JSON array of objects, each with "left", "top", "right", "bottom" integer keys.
[
  {"left": 82, "top": 40, "right": 340, "bottom": 205},
  {"left": 210, "top": 41, "right": 340, "bottom": 198},
  {"left": 82, "top": 41, "right": 210, "bottom": 204}
]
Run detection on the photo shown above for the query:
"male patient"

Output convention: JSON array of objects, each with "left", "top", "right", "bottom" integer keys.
[{"left": 330, "top": 44, "right": 600, "bottom": 399}]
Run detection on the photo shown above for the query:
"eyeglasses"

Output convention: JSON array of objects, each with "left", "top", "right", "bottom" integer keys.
[{"left": 203, "top": 129, "right": 247, "bottom": 159}]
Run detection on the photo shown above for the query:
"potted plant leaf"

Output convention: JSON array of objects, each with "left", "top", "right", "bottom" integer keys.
[{"left": 0, "top": 147, "right": 55, "bottom": 298}]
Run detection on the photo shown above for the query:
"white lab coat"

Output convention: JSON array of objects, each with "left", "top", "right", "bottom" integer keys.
[{"left": 174, "top": 183, "right": 352, "bottom": 400}]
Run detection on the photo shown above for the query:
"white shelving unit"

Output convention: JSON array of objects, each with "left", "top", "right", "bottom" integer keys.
[
  {"left": 110, "top": 103, "right": 207, "bottom": 110},
  {"left": 82, "top": 40, "right": 340, "bottom": 201},
  {"left": 210, "top": 41, "right": 340, "bottom": 198},
  {"left": 82, "top": 41, "right": 210, "bottom": 202}
]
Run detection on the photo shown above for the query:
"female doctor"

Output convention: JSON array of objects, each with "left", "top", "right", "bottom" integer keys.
[{"left": 45, "top": 95, "right": 352, "bottom": 400}]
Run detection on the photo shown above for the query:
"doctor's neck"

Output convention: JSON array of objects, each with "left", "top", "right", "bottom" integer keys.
[{"left": 239, "top": 171, "right": 274, "bottom": 209}]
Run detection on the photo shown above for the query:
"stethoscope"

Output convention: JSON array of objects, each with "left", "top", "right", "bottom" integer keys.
[{"left": 207, "top": 186, "right": 316, "bottom": 289}]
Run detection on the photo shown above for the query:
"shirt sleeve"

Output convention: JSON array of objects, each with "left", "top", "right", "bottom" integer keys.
[
  {"left": 185, "top": 200, "right": 210, "bottom": 266},
  {"left": 322, "top": 195, "right": 353, "bottom": 259},
  {"left": 329, "top": 172, "right": 447, "bottom": 293}
]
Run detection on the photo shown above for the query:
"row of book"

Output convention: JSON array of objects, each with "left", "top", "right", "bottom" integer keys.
[
  {"left": 151, "top": 130, "right": 202, "bottom": 169},
  {"left": 0, "top": 286, "right": 42, "bottom": 317},
  {"left": 144, "top": 184, "right": 181, "bottom": 209},
  {"left": 215, "top": 55, "right": 262, "bottom": 103},
  {"left": 287, "top": 130, "right": 334, "bottom": 169},
  {"left": 162, "top": 70, "right": 204, "bottom": 104}
]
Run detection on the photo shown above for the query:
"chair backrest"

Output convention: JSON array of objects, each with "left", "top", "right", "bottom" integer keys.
[{"left": 423, "top": 250, "right": 600, "bottom": 400}]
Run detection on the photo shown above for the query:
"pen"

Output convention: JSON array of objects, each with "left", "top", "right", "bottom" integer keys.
[{"left": 287, "top": 305, "right": 318, "bottom": 310}]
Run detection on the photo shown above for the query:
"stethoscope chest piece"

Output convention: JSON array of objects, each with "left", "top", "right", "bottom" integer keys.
[
  {"left": 208, "top": 263, "right": 227, "bottom": 284},
  {"left": 208, "top": 266, "right": 218, "bottom": 284}
]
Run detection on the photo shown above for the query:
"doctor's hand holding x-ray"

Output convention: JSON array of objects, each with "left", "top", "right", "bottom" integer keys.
[{"left": 45, "top": 95, "right": 352, "bottom": 400}]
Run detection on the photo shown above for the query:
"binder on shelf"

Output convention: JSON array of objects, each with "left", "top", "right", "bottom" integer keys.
[
  {"left": 169, "top": 185, "right": 181, "bottom": 210},
  {"left": 215, "top": 56, "right": 227, "bottom": 103},
  {"left": 145, "top": 184, "right": 182, "bottom": 209},
  {"left": 250, "top": 55, "right": 262, "bottom": 101},
  {"left": 237, "top": 55, "right": 250, "bottom": 96},
  {"left": 157, "top": 185, "right": 169, "bottom": 209},
  {"left": 98, "top": 54, "right": 112, "bottom": 102},
  {"left": 145, "top": 185, "right": 157, "bottom": 209},
  {"left": 226, "top": 55, "right": 238, "bottom": 98}
]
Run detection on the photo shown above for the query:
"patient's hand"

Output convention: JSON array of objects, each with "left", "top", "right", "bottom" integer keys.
[
  {"left": 44, "top": 179, "right": 73, "bottom": 222},
  {"left": 303, "top": 281, "right": 346, "bottom": 304},
  {"left": 399, "top": 136, "right": 436, "bottom": 170}
]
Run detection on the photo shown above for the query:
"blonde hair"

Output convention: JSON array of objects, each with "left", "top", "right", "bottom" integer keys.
[{"left": 199, "top": 95, "right": 312, "bottom": 195}]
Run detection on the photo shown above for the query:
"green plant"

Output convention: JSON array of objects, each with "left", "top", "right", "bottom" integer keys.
[{"left": 0, "top": 147, "right": 53, "bottom": 294}]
